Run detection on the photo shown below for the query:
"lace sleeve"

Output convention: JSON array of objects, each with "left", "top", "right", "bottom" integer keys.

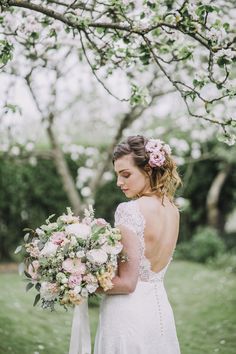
[{"left": 114, "top": 202, "right": 137, "bottom": 234}]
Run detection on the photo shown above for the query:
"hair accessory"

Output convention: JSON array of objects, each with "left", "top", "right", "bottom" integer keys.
[{"left": 145, "top": 138, "right": 171, "bottom": 168}]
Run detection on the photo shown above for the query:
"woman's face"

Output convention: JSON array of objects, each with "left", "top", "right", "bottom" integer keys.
[{"left": 114, "top": 154, "right": 151, "bottom": 198}]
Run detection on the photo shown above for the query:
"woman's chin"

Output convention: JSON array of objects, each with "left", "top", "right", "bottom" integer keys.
[{"left": 123, "top": 190, "right": 135, "bottom": 198}]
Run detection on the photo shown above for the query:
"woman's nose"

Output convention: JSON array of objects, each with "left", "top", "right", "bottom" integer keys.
[{"left": 116, "top": 176, "right": 123, "bottom": 187}]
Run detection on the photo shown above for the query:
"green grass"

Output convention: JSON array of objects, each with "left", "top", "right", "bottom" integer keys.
[{"left": 0, "top": 261, "right": 235, "bottom": 354}]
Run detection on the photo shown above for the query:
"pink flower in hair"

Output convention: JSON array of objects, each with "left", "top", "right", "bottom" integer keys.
[
  {"left": 145, "top": 138, "right": 171, "bottom": 168},
  {"left": 149, "top": 151, "right": 166, "bottom": 167},
  {"left": 145, "top": 139, "right": 163, "bottom": 152}
]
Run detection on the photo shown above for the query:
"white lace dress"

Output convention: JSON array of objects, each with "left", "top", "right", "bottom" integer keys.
[{"left": 94, "top": 200, "right": 181, "bottom": 354}]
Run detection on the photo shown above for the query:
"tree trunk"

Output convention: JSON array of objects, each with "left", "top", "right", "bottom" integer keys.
[
  {"left": 47, "top": 116, "right": 82, "bottom": 215},
  {"left": 206, "top": 164, "right": 231, "bottom": 230}
]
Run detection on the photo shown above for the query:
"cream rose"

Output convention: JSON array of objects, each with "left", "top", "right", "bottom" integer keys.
[
  {"left": 86, "top": 249, "right": 108, "bottom": 265},
  {"left": 65, "top": 223, "right": 91, "bottom": 240},
  {"left": 102, "top": 243, "right": 123, "bottom": 255},
  {"left": 40, "top": 241, "right": 58, "bottom": 257}
]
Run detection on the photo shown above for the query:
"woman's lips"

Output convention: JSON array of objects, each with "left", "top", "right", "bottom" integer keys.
[{"left": 121, "top": 189, "right": 129, "bottom": 192}]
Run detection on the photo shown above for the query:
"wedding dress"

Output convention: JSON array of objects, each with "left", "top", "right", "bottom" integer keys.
[{"left": 94, "top": 199, "right": 181, "bottom": 354}]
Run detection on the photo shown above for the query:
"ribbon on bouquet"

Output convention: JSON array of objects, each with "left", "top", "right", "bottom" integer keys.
[{"left": 69, "top": 300, "right": 91, "bottom": 354}]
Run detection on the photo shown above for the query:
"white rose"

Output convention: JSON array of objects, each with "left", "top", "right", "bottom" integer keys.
[
  {"left": 40, "top": 282, "right": 58, "bottom": 301},
  {"left": 74, "top": 285, "right": 82, "bottom": 294},
  {"left": 76, "top": 250, "right": 85, "bottom": 258},
  {"left": 69, "top": 252, "right": 75, "bottom": 258},
  {"left": 102, "top": 243, "right": 123, "bottom": 255},
  {"left": 48, "top": 222, "right": 58, "bottom": 230},
  {"left": 65, "top": 223, "right": 91, "bottom": 240},
  {"left": 86, "top": 283, "right": 98, "bottom": 293},
  {"left": 61, "top": 277, "right": 68, "bottom": 284},
  {"left": 81, "top": 288, "right": 88, "bottom": 298},
  {"left": 36, "top": 228, "right": 45, "bottom": 236},
  {"left": 40, "top": 241, "right": 58, "bottom": 257},
  {"left": 98, "top": 235, "right": 107, "bottom": 245},
  {"left": 86, "top": 249, "right": 108, "bottom": 265},
  {"left": 70, "top": 236, "right": 77, "bottom": 246}
]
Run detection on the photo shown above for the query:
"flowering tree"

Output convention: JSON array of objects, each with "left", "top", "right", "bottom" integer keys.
[
  {"left": 0, "top": 23, "right": 174, "bottom": 214},
  {"left": 0, "top": 0, "right": 236, "bottom": 143}
]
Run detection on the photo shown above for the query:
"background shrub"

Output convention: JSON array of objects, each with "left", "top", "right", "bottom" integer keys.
[{"left": 175, "top": 227, "right": 226, "bottom": 263}]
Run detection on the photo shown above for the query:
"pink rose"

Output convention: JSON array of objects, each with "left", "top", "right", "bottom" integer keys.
[
  {"left": 149, "top": 151, "right": 165, "bottom": 167},
  {"left": 68, "top": 274, "right": 82, "bottom": 288},
  {"left": 27, "top": 260, "right": 40, "bottom": 280},
  {"left": 145, "top": 139, "right": 163, "bottom": 152},
  {"left": 83, "top": 273, "right": 97, "bottom": 283},
  {"left": 95, "top": 218, "right": 107, "bottom": 226},
  {"left": 62, "top": 258, "right": 86, "bottom": 275},
  {"left": 26, "top": 240, "right": 40, "bottom": 258},
  {"left": 51, "top": 231, "right": 66, "bottom": 245}
]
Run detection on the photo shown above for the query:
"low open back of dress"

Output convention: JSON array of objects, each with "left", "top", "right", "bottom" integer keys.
[{"left": 94, "top": 200, "right": 181, "bottom": 354}]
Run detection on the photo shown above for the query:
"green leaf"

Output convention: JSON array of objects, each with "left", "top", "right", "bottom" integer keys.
[
  {"left": 123, "top": 37, "right": 130, "bottom": 44},
  {"left": 35, "top": 283, "right": 41, "bottom": 291},
  {"left": 33, "top": 294, "right": 41, "bottom": 307},
  {"left": 30, "top": 32, "right": 39, "bottom": 40},
  {"left": 14, "top": 245, "right": 22, "bottom": 254},
  {"left": 223, "top": 23, "right": 230, "bottom": 31},
  {"left": 24, "top": 233, "right": 30, "bottom": 242},
  {"left": 217, "top": 56, "right": 231, "bottom": 67},
  {"left": 230, "top": 120, "right": 236, "bottom": 128},
  {"left": 46, "top": 214, "right": 56, "bottom": 224},
  {"left": 24, "top": 270, "right": 32, "bottom": 279},
  {"left": 26, "top": 282, "right": 34, "bottom": 292},
  {"left": 62, "top": 242, "right": 70, "bottom": 255},
  {"left": 96, "top": 27, "right": 105, "bottom": 34},
  {"left": 37, "top": 241, "right": 45, "bottom": 251}
]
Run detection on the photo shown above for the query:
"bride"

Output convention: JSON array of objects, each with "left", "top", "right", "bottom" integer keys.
[{"left": 94, "top": 135, "right": 182, "bottom": 354}]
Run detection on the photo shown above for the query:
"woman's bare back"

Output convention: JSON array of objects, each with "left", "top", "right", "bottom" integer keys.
[{"left": 137, "top": 196, "right": 180, "bottom": 273}]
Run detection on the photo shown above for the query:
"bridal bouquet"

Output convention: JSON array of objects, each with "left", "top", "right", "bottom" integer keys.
[{"left": 15, "top": 206, "right": 124, "bottom": 310}]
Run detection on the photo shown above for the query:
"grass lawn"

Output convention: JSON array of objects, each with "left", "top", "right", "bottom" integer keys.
[{"left": 0, "top": 261, "right": 235, "bottom": 354}]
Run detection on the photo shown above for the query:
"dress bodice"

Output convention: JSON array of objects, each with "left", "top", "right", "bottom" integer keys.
[{"left": 114, "top": 200, "right": 172, "bottom": 283}]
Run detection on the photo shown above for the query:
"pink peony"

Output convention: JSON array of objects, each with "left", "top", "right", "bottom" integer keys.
[
  {"left": 27, "top": 260, "right": 40, "bottom": 280},
  {"left": 62, "top": 258, "right": 86, "bottom": 275},
  {"left": 95, "top": 218, "right": 107, "bottom": 226},
  {"left": 68, "top": 274, "right": 82, "bottom": 288},
  {"left": 26, "top": 240, "right": 40, "bottom": 258},
  {"left": 51, "top": 231, "right": 66, "bottom": 245}
]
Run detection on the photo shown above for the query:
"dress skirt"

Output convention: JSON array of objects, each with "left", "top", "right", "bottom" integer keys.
[{"left": 94, "top": 280, "right": 181, "bottom": 354}]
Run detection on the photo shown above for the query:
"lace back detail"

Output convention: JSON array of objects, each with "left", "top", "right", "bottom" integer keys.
[{"left": 114, "top": 200, "right": 171, "bottom": 283}]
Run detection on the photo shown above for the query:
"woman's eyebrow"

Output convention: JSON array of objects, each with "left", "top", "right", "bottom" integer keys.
[{"left": 115, "top": 169, "right": 130, "bottom": 174}]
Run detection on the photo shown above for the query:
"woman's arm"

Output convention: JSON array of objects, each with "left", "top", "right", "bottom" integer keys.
[{"left": 97, "top": 225, "right": 140, "bottom": 295}]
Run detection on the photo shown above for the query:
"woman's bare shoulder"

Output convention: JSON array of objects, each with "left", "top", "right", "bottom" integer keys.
[{"left": 137, "top": 196, "right": 179, "bottom": 218}]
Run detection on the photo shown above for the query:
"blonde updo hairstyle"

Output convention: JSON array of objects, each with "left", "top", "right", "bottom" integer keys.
[{"left": 112, "top": 135, "right": 182, "bottom": 203}]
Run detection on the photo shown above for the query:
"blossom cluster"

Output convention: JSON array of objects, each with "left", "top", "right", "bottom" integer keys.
[
  {"left": 16, "top": 207, "right": 123, "bottom": 310},
  {"left": 145, "top": 139, "right": 172, "bottom": 168}
]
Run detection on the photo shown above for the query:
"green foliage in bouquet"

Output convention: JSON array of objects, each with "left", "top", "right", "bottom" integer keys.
[{"left": 15, "top": 206, "right": 125, "bottom": 311}]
